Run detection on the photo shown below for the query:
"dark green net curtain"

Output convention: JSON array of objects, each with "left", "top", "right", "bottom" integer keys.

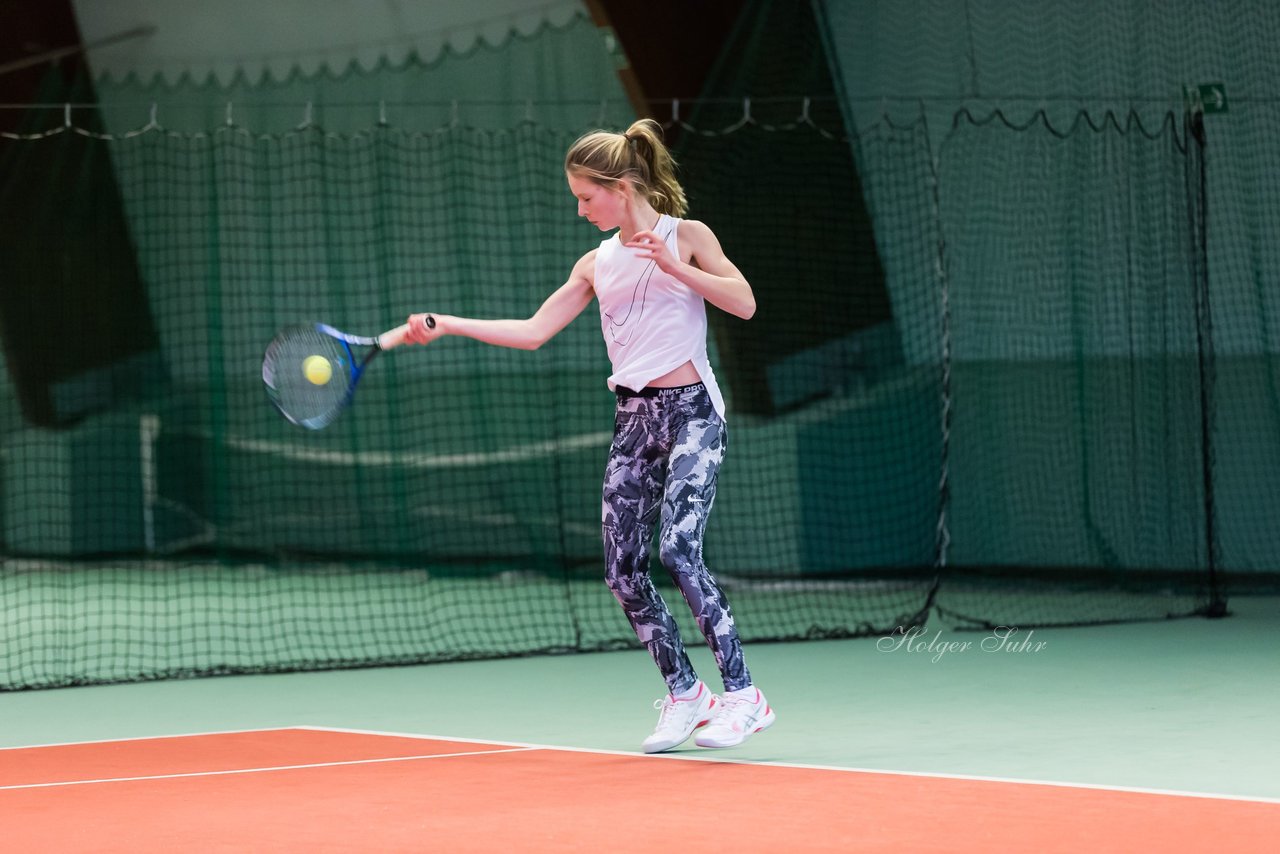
[
  {"left": 815, "top": 0, "right": 1280, "bottom": 580},
  {"left": 3, "top": 1, "right": 1274, "bottom": 688}
]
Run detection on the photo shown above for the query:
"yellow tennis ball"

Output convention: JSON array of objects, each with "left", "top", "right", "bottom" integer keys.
[{"left": 302, "top": 355, "right": 332, "bottom": 386}]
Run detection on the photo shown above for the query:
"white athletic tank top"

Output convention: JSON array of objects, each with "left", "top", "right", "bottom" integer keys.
[{"left": 593, "top": 214, "right": 727, "bottom": 418}]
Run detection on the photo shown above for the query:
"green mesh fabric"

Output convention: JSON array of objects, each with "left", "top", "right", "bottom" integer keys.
[
  {"left": 815, "top": 0, "right": 1280, "bottom": 578},
  {"left": 0, "top": 106, "right": 1221, "bottom": 690},
  {"left": 0, "top": 1, "right": 1259, "bottom": 689},
  {"left": 0, "top": 115, "right": 942, "bottom": 689}
]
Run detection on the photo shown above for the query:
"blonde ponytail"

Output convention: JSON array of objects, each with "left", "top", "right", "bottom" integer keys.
[{"left": 564, "top": 118, "right": 688, "bottom": 217}]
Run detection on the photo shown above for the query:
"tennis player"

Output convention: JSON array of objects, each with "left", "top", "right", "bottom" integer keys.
[{"left": 404, "top": 118, "right": 774, "bottom": 752}]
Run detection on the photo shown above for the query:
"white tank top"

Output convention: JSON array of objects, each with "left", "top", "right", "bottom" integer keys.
[{"left": 593, "top": 214, "right": 727, "bottom": 418}]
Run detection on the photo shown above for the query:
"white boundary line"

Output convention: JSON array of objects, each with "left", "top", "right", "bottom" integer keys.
[
  {"left": 4, "top": 725, "right": 1279, "bottom": 807},
  {"left": 223, "top": 431, "right": 612, "bottom": 470},
  {"left": 0, "top": 727, "right": 311, "bottom": 752},
  {"left": 299, "top": 725, "right": 1280, "bottom": 807},
  {"left": 0, "top": 744, "right": 536, "bottom": 792}
]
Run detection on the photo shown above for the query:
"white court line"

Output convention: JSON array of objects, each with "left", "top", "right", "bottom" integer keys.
[
  {"left": 299, "top": 725, "right": 1280, "bottom": 807},
  {"left": 6, "top": 725, "right": 1280, "bottom": 806},
  {"left": 0, "top": 726, "right": 307, "bottom": 752},
  {"left": 0, "top": 745, "right": 537, "bottom": 792},
  {"left": 223, "top": 431, "right": 611, "bottom": 470}
]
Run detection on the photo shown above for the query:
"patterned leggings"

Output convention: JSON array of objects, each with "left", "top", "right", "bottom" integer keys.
[{"left": 601, "top": 383, "right": 751, "bottom": 694}]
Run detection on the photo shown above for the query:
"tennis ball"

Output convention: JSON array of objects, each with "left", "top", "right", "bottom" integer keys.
[{"left": 303, "top": 355, "right": 332, "bottom": 386}]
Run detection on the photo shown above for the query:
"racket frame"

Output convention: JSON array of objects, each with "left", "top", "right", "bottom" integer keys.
[{"left": 264, "top": 316, "right": 432, "bottom": 430}]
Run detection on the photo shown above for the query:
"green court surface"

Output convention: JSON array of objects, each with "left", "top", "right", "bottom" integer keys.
[{"left": 4, "top": 595, "right": 1277, "bottom": 803}]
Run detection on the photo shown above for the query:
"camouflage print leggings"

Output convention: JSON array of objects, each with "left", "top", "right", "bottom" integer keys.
[{"left": 602, "top": 382, "right": 751, "bottom": 694}]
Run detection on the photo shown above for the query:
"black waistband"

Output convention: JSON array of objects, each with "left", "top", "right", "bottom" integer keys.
[{"left": 615, "top": 382, "right": 705, "bottom": 399}]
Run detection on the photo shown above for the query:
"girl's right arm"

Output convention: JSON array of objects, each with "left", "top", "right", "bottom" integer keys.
[{"left": 405, "top": 250, "right": 596, "bottom": 350}]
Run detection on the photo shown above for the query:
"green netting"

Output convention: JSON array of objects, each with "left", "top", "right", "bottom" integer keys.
[
  {"left": 0, "top": 103, "right": 1223, "bottom": 688},
  {"left": 0, "top": 111, "right": 945, "bottom": 689},
  {"left": 3, "top": 0, "right": 1264, "bottom": 690},
  {"left": 935, "top": 108, "right": 1217, "bottom": 627},
  {"left": 816, "top": 0, "right": 1280, "bottom": 577}
]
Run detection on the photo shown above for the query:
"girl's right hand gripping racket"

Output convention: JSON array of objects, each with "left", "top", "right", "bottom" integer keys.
[{"left": 262, "top": 316, "right": 434, "bottom": 430}]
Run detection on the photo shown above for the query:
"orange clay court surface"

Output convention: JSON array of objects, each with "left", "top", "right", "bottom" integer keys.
[{"left": 2, "top": 727, "right": 1277, "bottom": 852}]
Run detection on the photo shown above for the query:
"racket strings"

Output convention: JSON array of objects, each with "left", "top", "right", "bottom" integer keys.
[{"left": 263, "top": 326, "right": 356, "bottom": 429}]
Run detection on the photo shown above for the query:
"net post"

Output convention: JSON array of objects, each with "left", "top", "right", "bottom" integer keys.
[
  {"left": 930, "top": 105, "right": 951, "bottom": 578},
  {"left": 1184, "top": 105, "right": 1227, "bottom": 618}
]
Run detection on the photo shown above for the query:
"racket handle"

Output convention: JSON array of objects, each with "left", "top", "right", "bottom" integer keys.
[{"left": 377, "top": 315, "right": 436, "bottom": 350}]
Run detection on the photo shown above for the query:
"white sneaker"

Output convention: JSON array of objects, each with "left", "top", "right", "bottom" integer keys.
[
  {"left": 694, "top": 686, "right": 775, "bottom": 749},
  {"left": 641, "top": 683, "right": 718, "bottom": 754}
]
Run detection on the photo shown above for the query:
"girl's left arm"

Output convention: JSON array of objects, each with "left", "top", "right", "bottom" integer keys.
[{"left": 625, "top": 220, "right": 756, "bottom": 320}]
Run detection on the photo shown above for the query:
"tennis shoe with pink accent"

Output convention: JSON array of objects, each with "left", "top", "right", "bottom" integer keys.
[
  {"left": 694, "top": 686, "right": 775, "bottom": 749},
  {"left": 642, "top": 682, "right": 719, "bottom": 754}
]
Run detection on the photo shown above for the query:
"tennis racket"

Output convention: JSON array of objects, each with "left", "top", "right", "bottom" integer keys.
[{"left": 262, "top": 317, "right": 434, "bottom": 430}]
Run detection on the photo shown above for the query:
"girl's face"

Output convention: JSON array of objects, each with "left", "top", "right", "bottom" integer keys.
[{"left": 568, "top": 172, "right": 628, "bottom": 232}]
